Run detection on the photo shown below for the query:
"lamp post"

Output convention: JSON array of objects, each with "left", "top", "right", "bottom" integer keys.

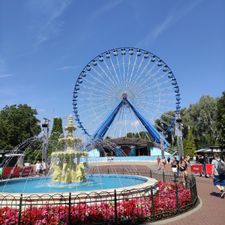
[
  {"left": 175, "top": 113, "right": 184, "bottom": 158},
  {"left": 42, "top": 118, "right": 50, "bottom": 163}
]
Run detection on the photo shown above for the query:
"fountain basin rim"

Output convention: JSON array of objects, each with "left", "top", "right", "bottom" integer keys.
[{"left": 0, "top": 174, "right": 158, "bottom": 197}]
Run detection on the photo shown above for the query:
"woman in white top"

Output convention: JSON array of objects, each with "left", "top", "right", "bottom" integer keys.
[
  {"left": 211, "top": 153, "right": 225, "bottom": 198},
  {"left": 35, "top": 161, "right": 42, "bottom": 175}
]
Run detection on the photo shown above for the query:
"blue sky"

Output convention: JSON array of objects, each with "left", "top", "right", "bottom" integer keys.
[{"left": 0, "top": 0, "right": 225, "bottom": 130}]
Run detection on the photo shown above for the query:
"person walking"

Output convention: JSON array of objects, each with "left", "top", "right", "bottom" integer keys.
[
  {"left": 179, "top": 156, "right": 188, "bottom": 186},
  {"left": 199, "top": 155, "right": 205, "bottom": 177},
  {"left": 211, "top": 153, "right": 225, "bottom": 198},
  {"left": 171, "top": 157, "right": 178, "bottom": 177},
  {"left": 161, "top": 157, "right": 167, "bottom": 171},
  {"left": 157, "top": 155, "right": 161, "bottom": 170}
]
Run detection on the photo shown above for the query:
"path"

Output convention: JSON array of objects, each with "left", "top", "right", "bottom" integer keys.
[{"left": 90, "top": 162, "right": 225, "bottom": 225}]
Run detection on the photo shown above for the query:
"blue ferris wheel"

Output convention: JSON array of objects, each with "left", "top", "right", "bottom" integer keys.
[{"left": 73, "top": 47, "right": 181, "bottom": 147}]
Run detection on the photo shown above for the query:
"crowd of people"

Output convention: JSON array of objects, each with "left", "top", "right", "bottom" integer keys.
[
  {"left": 156, "top": 153, "right": 225, "bottom": 198},
  {"left": 157, "top": 155, "right": 189, "bottom": 185}
]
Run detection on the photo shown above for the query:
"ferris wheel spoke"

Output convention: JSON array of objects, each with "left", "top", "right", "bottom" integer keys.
[
  {"left": 133, "top": 65, "right": 163, "bottom": 92},
  {"left": 93, "top": 64, "right": 116, "bottom": 86},
  {"left": 79, "top": 85, "right": 114, "bottom": 98},
  {"left": 137, "top": 86, "right": 174, "bottom": 100},
  {"left": 130, "top": 57, "right": 157, "bottom": 89},
  {"left": 122, "top": 54, "right": 126, "bottom": 84},
  {"left": 115, "top": 56, "right": 122, "bottom": 83},
  {"left": 103, "top": 59, "right": 120, "bottom": 86},
  {"left": 108, "top": 57, "right": 121, "bottom": 85},
  {"left": 87, "top": 71, "right": 115, "bottom": 91},
  {"left": 99, "top": 61, "right": 119, "bottom": 86},
  {"left": 80, "top": 77, "right": 113, "bottom": 93},
  {"left": 125, "top": 54, "right": 131, "bottom": 86},
  {"left": 128, "top": 53, "right": 138, "bottom": 83}
]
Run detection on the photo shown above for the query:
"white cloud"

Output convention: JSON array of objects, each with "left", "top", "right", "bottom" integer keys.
[
  {"left": 153, "top": 0, "right": 203, "bottom": 39},
  {"left": 0, "top": 56, "right": 14, "bottom": 79},
  {"left": 0, "top": 74, "right": 14, "bottom": 79},
  {"left": 90, "top": 0, "right": 122, "bottom": 21},
  {"left": 137, "top": 0, "right": 203, "bottom": 48},
  {"left": 57, "top": 65, "right": 80, "bottom": 71},
  {"left": 131, "top": 120, "right": 140, "bottom": 128},
  {"left": 28, "top": 0, "right": 72, "bottom": 45}
]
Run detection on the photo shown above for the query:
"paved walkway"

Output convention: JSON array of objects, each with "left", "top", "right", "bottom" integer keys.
[
  {"left": 90, "top": 162, "right": 225, "bottom": 225},
  {"left": 154, "top": 176, "right": 225, "bottom": 225}
]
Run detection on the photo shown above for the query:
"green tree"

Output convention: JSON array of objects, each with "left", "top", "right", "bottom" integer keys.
[
  {"left": 183, "top": 127, "right": 196, "bottom": 157},
  {"left": 0, "top": 104, "right": 41, "bottom": 149},
  {"left": 51, "top": 118, "right": 63, "bottom": 139},
  {"left": 216, "top": 91, "right": 225, "bottom": 148},
  {"left": 48, "top": 117, "right": 64, "bottom": 155},
  {"left": 181, "top": 96, "right": 217, "bottom": 148}
]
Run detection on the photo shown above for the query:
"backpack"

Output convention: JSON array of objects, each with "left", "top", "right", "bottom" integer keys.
[{"left": 217, "top": 160, "right": 225, "bottom": 175}]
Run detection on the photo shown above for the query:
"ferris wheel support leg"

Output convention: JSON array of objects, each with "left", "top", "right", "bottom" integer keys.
[
  {"left": 177, "top": 136, "right": 184, "bottom": 158},
  {"left": 161, "top": 148, "right": 165, "bottom": 158}
]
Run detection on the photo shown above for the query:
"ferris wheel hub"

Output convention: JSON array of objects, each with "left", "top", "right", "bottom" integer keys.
[{"left": 122, "top": 93, "right": 128, "bottom": 100}]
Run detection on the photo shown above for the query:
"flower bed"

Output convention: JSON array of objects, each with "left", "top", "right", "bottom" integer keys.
[{"left": 0, "top": 181, "right": 193, "bottom": 225}]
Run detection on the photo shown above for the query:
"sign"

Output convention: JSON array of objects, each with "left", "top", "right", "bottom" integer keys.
[{"left": 191, "top": 164, "right": 202, "bottom": 174}]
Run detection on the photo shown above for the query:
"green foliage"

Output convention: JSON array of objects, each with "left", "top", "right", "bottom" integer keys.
[
  {"left": 0, "top": 104, "right": 41, "bottom": 150},
  {"left": 181, "top": 96, "right": 218, "bottom": 148},
  {"left": 183, "top": 128, "right": 196, "bottom": 157},
  {"left": 48, "top": 117, "right": 64, "bottom": 155},
  {"left": 126, "top": 131, "right": 152, "bottom": 140},
  {"left": 51, "top": 118, "right": 63, "bottom": 137},
  {"left": 154, "top": 95, "right": 222, "bottom": 149},
  {"left": 216, "top": 91, "right": 225, "bottom": 148},
  {"left": 23, "top": 141, "right": 42, "bottom": 163}
]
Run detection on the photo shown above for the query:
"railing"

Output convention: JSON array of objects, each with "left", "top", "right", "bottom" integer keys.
[{"left": 0, "top": 169, "right": 198, "bottom": 225}]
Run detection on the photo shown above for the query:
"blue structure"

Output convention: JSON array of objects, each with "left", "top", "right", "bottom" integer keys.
[
  {"left": 93, "top": 94, "right": 169, "bottom": 147},
  {"left": 73, "top": 47, "right": 182, "bottom": 153}
]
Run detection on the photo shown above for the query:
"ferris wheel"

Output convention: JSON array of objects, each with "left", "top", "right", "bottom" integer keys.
[{"left": 73, "top": 47, "right": 181, "bottom": 145}]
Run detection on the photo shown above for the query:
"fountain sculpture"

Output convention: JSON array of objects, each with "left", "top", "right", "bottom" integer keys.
[{"left": 51, "top": 115, "right": 87, "bottom": 183}]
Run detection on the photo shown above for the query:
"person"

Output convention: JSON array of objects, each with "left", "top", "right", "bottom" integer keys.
[
  {"left": 198, "top": 155, "right": 205, "bottom": 177},
  {"left": 161, "top": 157, "right": 167, "bottom": 170},
  {"left": 41, "top": 161, "right": 46, "bottom": 175},
  {"left": 157, "top": 155, "right": 161, "bottom": 170},
  {"left": 211, "top": 153, "right": 225, "bottom": 198},
  {"left": 179, "top": 156, "right": 188, "bottom": 185},
  {"left": 171, "top": 157, "right": 178, "bottom": 177},
  {"left": 35, "top": 161, "right": 42, "bottom": 176}
]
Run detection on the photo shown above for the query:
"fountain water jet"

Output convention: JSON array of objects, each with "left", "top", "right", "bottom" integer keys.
[{"left": 51, "top": 115, "right": 87, "bottom": 183}]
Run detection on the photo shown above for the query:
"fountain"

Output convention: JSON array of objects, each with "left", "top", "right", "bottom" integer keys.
[
  {"left": 0, "top": 116, "right": 157, "bottom": 194},
  {"left": 51, "top": 115, "right": 87, "bottom": 183}
]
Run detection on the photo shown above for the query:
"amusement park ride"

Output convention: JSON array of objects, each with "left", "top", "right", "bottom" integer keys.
[{"left": 73, "top": 47, "right": 184, "bottom": 157}]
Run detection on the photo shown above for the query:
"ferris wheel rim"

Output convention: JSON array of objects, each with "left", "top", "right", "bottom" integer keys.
[{"left": 73, "top": 47, "right": 181, "bottom": 138}]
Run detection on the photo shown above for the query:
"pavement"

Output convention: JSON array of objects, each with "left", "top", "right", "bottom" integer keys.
[
  {"left": 90, "top": 162, "right": 225, "bottom": 225},
  {"left": 150, "top": 176, "right": 225, "bottom": 225}
]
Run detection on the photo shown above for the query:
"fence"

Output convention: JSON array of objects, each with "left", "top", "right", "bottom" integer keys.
[{"left": 0, "top": 168, "right": 198, "bottom": 225}]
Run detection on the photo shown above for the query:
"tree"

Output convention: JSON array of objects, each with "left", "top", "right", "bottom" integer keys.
[
  {"left": 0, "top": 104, "right": 41, "bottom": 150},
  {"left": 181, "top": 96, "right": 218, "bottom": 148},
  {"left": 51, "top": 118, "right": 63, "bottom": 139},
  {"left": 48, "top": 117, "right": 64, "bottom": 155},
  {"left": 183, "top": 127, "right": 196, "bottom": 157},
  {"left": 216, "top": 91, "right": 225, "bottom": 148}
]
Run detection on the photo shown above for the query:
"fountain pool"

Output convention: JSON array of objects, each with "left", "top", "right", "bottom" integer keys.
[{"left": 0, "top": 174, "right": 152, "bottom": 194}]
